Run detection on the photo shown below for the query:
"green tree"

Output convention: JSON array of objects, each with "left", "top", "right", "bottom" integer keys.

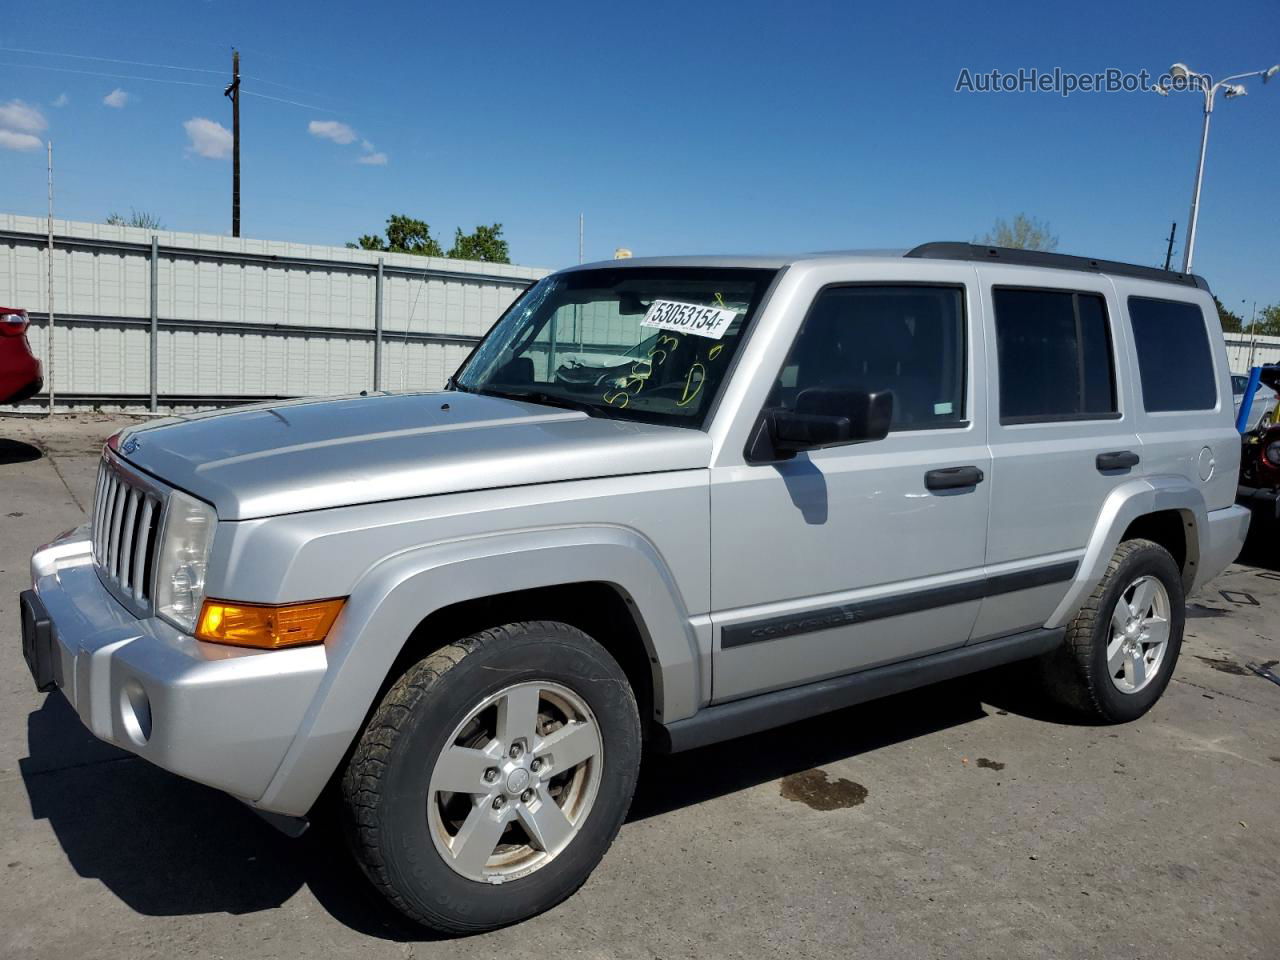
[
  {"left": 1213, "top": 296, "right": 1244, "bottom": 333},
  {"left": 350, "top": 215, "right": 511, "bottom": 263},
  {"left": 980, "top": 213, "right": 1058, "bottom": 251},
  {"left": 447, "top": 223, "right": 510, "bottom": 263},
  {"left": 106, "top": 209, "right": 164, "bottom": 229},
  {"left": 1254, "top": 304, "right": 1280, "bottom": 338},
  {"left": 348, "top": 214, "right": 444, "bottom": 256}
]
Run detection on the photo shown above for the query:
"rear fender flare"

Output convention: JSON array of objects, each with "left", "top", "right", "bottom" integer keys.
[{"left": 1045, "top": 476, "right": 1205, "bottom": 629}]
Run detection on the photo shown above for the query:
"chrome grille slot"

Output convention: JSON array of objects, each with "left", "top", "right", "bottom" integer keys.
[{"left": 91, "top": 454, "right": 167, "bottom": 616}]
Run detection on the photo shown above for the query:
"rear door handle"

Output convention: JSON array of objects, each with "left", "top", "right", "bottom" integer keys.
[
  {"left": 1096, "top": 450, "right": 1140, "bottom": 472},
  {"left": 925, "top": 465, "right": 984, "bottom": 491}
]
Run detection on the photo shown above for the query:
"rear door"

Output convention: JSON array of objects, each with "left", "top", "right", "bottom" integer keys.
[
  {"left": 974, "top": 269, "right": 1141, "bottom": 641},
  {"left": 1112, "top": 281, "right": 1240, "bottom": 514}
]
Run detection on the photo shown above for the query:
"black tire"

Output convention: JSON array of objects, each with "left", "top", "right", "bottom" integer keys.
[
  {"left": 1038, "top": 538, "right": 1185, "bottom": 723},
  {"left": 341, "top": 621, "right": 641, "bottom": 934}
]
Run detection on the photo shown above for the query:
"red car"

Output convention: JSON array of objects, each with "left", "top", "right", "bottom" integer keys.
[
  {"left": 1238, "top": 365, "right": 1280, "bottom": 537},
  {"left": 0, "top": 308, "right": 42, "bottom": 404}
]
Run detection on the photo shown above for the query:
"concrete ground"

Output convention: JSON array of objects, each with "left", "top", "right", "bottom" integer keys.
[{"left": 1, "top": 413, "right": 1278, "bottom": 960}]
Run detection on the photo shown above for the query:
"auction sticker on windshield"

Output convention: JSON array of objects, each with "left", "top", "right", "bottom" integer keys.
[{"left": 640, "top": 299, "right": 738, "bottom": 340}]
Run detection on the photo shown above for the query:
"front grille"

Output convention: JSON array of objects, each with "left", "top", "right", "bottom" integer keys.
[{"left": 92, "top": 456, "right": 165, "bottom": 615}]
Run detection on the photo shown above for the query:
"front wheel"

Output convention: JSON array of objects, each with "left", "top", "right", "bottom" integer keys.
[
  {"left": 1039, "top": 538, "right": 1185, "bottom": 723},
  {"left": 341, "top": 621, "right": 641, "bottom": 934}
]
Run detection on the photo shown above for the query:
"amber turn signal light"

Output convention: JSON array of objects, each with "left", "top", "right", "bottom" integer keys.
[{"left": 195, "top": 597, "right": 345, "bottom": 649}]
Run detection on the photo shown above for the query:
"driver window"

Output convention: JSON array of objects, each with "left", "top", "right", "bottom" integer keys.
[{"left": 772, "top": 285, "right": 967, "bottom": 430}]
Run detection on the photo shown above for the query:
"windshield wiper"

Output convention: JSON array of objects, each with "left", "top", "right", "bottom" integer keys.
[{"left": 478, "top": 387, "right": 616, "bottom": 418}]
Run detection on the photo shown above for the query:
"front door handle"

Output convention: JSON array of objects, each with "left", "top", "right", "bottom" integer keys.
[
  {"left": 1096, "top": 450, "right": 1140, "bottom": 472},
  {"left": 925, "top": 465, "right": 984, "bottom": 491}
]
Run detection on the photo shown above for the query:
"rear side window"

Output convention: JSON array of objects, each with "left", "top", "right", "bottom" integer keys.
[
  {"left": 1127, "top": 297, "right": 1217, "bottom": 412},
  {"left": 993, "top": 288, "right": 1117, "bottom": 423}
]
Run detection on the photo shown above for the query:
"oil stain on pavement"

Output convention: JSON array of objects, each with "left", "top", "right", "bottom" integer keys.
[
  {"left": 780, "top": 769, "right": 868, "bottom": 810},
  {"left": 1196, "top": 655, "right": 1253, "bottom": 676}
]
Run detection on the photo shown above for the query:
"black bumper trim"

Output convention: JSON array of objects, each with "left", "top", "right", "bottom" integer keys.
[{"left": 19, "top": 589, "right": 59, "bottom": 692}]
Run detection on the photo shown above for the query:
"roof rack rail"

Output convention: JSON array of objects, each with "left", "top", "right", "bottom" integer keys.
[{"left": 903, "top": 242, "right": 1210, "bottom": 291}]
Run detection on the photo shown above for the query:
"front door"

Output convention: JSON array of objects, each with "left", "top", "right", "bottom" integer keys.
[{"left": 710, "top": 272, "right": 991, "bottom": 701}]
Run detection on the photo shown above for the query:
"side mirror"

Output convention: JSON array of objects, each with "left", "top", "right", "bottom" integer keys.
[{"left": 748, "top": 389, "right": 893, "bottom": 461}]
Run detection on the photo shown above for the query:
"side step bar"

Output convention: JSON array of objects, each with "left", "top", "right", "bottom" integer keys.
[{"left": 654, "top": 627, "right": 1065, "bottom": 754}]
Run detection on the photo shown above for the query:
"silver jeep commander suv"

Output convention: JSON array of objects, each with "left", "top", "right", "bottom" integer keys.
[{"left": 20, "top": 243, "right": 1249, "bottom": 933}]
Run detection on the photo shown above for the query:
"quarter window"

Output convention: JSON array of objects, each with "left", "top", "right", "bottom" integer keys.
[
  {"left": 769, "top": 285, "right": 966, "bottom": 430},
  {"left": 1127, "top": 297, "right": 1217, "bottom": 412},
  {"left": 993, "top": 288, "right": 1117, "bottom": 423}
]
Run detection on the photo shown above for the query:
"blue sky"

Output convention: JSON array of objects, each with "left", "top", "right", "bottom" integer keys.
[{"left": 1, "top": 0, "right": 1276, "bottom": 314}]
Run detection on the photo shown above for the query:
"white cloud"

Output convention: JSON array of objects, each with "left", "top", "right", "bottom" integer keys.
[
  {"left": 103, "top": 88, "right": 129, "bottom": 108},
  {"left": 52, "top": 93, "right": 69, "bottom": 108},
  {"left": 0, "top": 99, "right": 47, "bottom": 133},
  {"left": 183, "top": 117, "right": 233, "bottom": 159},
  {"left": 308, "top": 120, "right": 356, "bottom": 144},
  {"left": 0, "top": 130, "right": 43, "bottom": 151},
  {"left": 361, "top": 139, "right": 374, "bottom": 152},
  {"left": 358, "top": 151, "right": 388, "bottom": 166}
]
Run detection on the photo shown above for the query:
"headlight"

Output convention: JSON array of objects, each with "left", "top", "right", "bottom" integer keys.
[
  {"left": 1265, "top": 441, "right": 1280, "bottom": 466},
  {"left": 154, "top": 490, "right": 217, "bottom": 633}
]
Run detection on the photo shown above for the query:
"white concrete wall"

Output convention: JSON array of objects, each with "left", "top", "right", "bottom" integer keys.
[
  {"left": 1224, "top": 332, "right": 1280, "bottom": 372},
  {"left": 0, "top": 214, "right": 549, "bottom": 408}
]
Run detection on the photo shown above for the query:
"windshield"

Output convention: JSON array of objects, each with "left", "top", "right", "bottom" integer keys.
[{"left": 454, "top": 266, "right": 777, "bottom": 427}]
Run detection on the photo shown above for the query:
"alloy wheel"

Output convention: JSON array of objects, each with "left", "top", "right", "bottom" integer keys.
[
  {"left": 426, "top": 681, "right": 603, "bottom": 882},
  {"left": 1106, "top": 574, "right": 1171, "bottom": 695}
]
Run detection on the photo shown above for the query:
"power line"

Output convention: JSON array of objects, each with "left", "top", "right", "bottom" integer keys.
[
  {"left": 241, "top": 73, "right": 337, "bottom": 100},
  {"left": 0, "top": 46, "right": 225, "bottom": 75},
  {"left": 240, "top": 89, "right": 336, "bottom": 113},
  {"left": 13, "top": 61, "right": 220, "bottom": 88},
  {"left": 13, "top": 60, "right": 336, "bottom": 111},
  {"left": 4, "top": 45, "right": 339, "bottom": 105}
]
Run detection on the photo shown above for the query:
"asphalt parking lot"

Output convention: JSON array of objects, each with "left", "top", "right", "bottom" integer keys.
[{"left": 1, "top": 413, "right": 1278, "bottom": 960}]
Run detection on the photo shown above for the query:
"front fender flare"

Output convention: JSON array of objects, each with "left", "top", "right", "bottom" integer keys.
[
  {"left": 255, "top": 525, "right": 701, "bottom": 816},
  {"left": 1045, "top": 475, "right": 1205, "bottom": 629}
]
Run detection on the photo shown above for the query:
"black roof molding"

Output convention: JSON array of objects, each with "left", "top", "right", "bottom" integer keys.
[{"left": 904, "top": 242, "right": 1210, "bottom": 291}]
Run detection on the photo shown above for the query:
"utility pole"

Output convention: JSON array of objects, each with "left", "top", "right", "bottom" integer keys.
[
  {"left": 224, "top": 49, "right": 241, "bottom": 237},
  {"left": 576, "top": 213, "right": 584, "bottom": 349},
  {"left": 1245, "top": 300, "right": 1259, "bottom": 370},
  {"left": 1162, "top": 221, "right": 1177, "bottom": 271},
  {"left": 46, "top": 140, "right": 55, "bottom": 416}
]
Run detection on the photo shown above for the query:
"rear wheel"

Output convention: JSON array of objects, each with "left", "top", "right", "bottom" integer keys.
[
  {"left": 1040, "top": 538, "right": 1185, "bottom": 723},
  {"left": 341, "top": 621, "right": 641, "bottom": 933}
]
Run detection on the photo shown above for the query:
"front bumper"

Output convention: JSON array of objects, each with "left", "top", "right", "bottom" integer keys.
[
  {"left": 25, "top": 529, "right": 328, "bottom": 807},
  {"left": 5, "top": 374, "right": 43, "bottom": 405}
]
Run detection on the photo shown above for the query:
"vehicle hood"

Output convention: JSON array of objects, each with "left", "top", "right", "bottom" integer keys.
[{"left": 115, "top": 391, "right": 712, "bottom": 520}]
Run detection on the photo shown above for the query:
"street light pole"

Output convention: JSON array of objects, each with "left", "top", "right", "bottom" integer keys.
[
  {"left": 1157, "top": 61, "right": 1280, "bottom": 273},
  {"left": 1183, "top": 103, "right": 1212, "bottom": 273}
]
